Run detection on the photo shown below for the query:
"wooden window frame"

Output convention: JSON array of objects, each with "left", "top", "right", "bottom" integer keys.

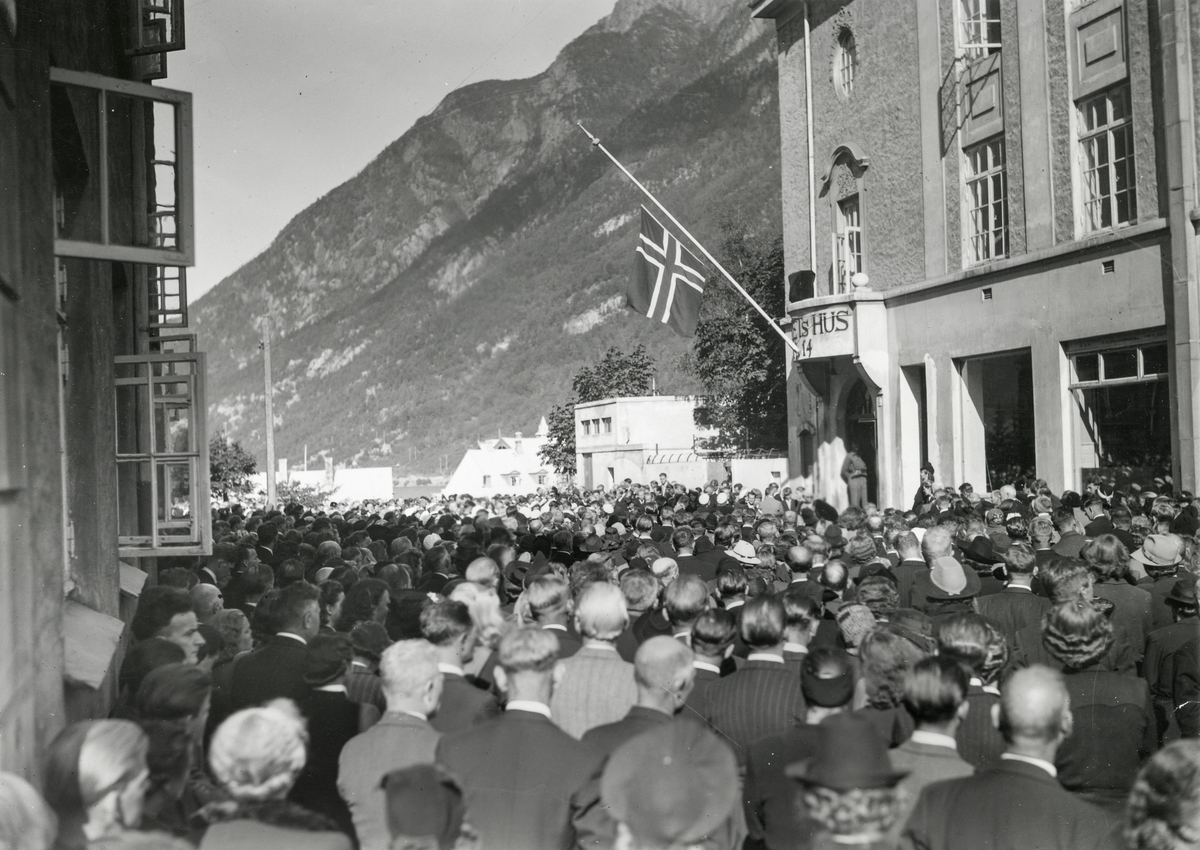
[
  {"left": 50, "top": 68, "right": 194, "bottom": 266},
  {"left": 963, "top": 136, "right": 1009, "bottom": 264},
  {"left": 1076, "top": 84, "right": 1136, "bottom": 233},
  {"left": 115, "top": 350, "right": 210, "bottom": 557}
]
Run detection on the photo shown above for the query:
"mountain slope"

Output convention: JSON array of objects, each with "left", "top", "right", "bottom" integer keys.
[{"left": 193, "top": 0, "right": 782, "bottom": 474}]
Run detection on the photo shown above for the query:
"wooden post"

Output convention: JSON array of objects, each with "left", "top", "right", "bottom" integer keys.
[{"left": 262, "top": 317, "right": 276, "bottom": 507}]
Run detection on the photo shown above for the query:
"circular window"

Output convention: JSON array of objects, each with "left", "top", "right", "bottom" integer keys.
[{"left": 835, "top": 28, "right": 857, "bottom": 99}]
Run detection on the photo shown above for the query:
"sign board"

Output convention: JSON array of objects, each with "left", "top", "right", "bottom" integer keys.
[{"left": 793, "top": 305, "right": 856, "bottom": 360}]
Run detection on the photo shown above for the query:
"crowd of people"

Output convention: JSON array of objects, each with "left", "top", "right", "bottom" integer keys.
[{"left": 4, "top": 472, "right": 1200, "bottom": 850}]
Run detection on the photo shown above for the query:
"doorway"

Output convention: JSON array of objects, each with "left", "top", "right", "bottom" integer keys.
[
  {"left": 960, "top": 351, "right": 1035, "bottom": 490},
  {"left": 845, "top": 381, "right": 878, "bottom": 505}
]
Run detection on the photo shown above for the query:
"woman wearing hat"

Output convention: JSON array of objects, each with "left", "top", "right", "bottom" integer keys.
[
  {"left": 785, "top": 714, "right": 907, "bottom": 849},
  {"left": 43, "top": 720, "right": 192, "bottom": 850}
]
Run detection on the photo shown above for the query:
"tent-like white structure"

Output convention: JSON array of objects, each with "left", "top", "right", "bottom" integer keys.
[{"left": 442, "top": 418, "right": 552, "bottom": 497}]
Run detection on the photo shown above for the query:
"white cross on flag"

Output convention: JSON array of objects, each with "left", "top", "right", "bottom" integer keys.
[{"left": 629, "top": 205, "right": 706, "bottom": 336}]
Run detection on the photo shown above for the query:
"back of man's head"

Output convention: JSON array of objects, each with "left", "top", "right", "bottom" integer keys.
[
  {"left": 419, "top": 600, "right": 473, "bottom": 647},
  {"left": 633, "top": 636, "right": 694, "bottom": 697},
  {"left": 664, "top": 575, "right": 709, "bottom": 626},
  {"left": 273, "top": 581, "right": 321, "bottom": 636},
  {"left": 895, "top": 531, "right": 921, "bottom": 560},
  {"left": 690, "top": 609, "right": 737, "bottom": 659},
  {"left": 379, "top": 639, "right": 441, "bottom": 704},
  {"left": 903, "top": 656, "right": 969, "bottom": 725},
  {"left": 786, "top": 546, "right": 812, "bottom": 574},
  {"left": 132, "top": 587, "right": 194, "bottom": 641},
  {"left": 498, "top": 626, "right": 559, "bottom": 676},
  {"left": 1039, "top": 560, "right": 1092, "bottom": 604},
  {"left": 716, "top": 566, "right": 747, "bottom": 600},
  {"left": 650, "top": 557, "right": 679, "bottom": 588},
  {"left": 781, "top": 589, "right": 820, "bottom": 632},
  {"left": 999, "top": 665, "right": 1071, "bottom": 747},
  {"left": 1052, "top": 507, "right": 1078, "bottom": 534},
  {"left": 1004, "top": 541, "right": 1037, "bottom": 576},
  {"left": 740, "top": 596, "right": 786, "bottom": 650},
  {"left": 671, "top": 527, "right": 694, "bottom": 551},
  {"left": 619, "top": 569, "right": 659, "bottom": 615},
  {"left": 921, "top": 526, "right": 954, "bottom": 562},
  {"left": 574, "top": 582, "right": 629, "bottom": 641},
  {"left": 819, "top": 560, "right": 848, "bottom": 593}
]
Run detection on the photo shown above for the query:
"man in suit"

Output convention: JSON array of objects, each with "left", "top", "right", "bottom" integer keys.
[
  {"left": 660, "top": 573, "right": 709, "bottom": 644},
  {"left": 255, "top": 519, "right": 280, "bottom": 568},
  {"left": 743, "top": 647, "right": 856, "bottom": 850},
  {"left": 1030, "top": 517, "right": 1057, "bottom": 570},
  {"left": 581, "top": 637, "right": 695, "bottom": 756},
  {"left": 673, "top": 527, "right": 716, "bottom": 583},
  {"left": 229, "top": 580, "right": 320, "bottom": 710},
  {"left": 526, "top": 574, "right": 583, "bottom": 658},
  {"left": 130, "top": 586, "right": 207, "bottom": 664},
  {"left": 436, "top": 627, "right": 604, "bottom": 850},
  {"left": 420, "top": 599, "right": 499, "bottom": 734},
  {"left": 901, "top": 665, "right": 1119, "bottom": 850},
  {"left": 683, "top": 609, "right": 738, "bottom": 718},
  {"left": 780, "top": 589, "right": 821, "bottom": 676},
  {"left": 698, "top": 523, "right": 740, "bottom": 572},
  {"left": 1050, "top": 507, "right": 1087, "bottom": 558},
  {"left": 417, "top": 544, "right": 456, "bottom": 594},
  {"left": 549, "top": 582, "right": 638, "bottom": 738},
  {"left": 1142, "top": 578, "right": 1200, "bottom": 742},
  {"left": 893, "top": 531, "right": 927, "bottom": 609},
  {"left": 975, "top": 542, "right": 1049, "bottom": 649},
  {"left": 701, "top": 596, "right": 806, "bottom": 765},
  {"left": 888, "top": 657, "right": 975, "bottom": 845},
  {"left": 338, "top": 639, "right": 444, "bottom": 850}
]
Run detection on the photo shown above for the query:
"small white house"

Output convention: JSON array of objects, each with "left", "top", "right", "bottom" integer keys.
[{"left": 442, "top": 418, "right": 553, "bottom": 497}]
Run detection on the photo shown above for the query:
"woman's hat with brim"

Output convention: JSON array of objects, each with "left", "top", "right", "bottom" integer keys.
[
  {"left": 785, "top": 714, "right": 907, "bottom": 790},
  {"left": 1131, "top": 534, "right": 1185, "bottom": 568},
  {"left": 913, "top": 556, "right": 981, "bottom": 599},
  {"left": 960, "top": 536, "right": 1002, "bottom": 565},
  {"left": 727, "top": 540, "right": 760, "bottom": 565}
]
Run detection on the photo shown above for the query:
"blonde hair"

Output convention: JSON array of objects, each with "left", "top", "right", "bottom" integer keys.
[
  {"left": 0, "top": 773, "right": 56, "bottom": 850},
  {"left": 209, "top": 700, "right": 306, "bottom": 802},
  {"left": 379, "top": 640, "right": 441, "bottom": 703},
  {"left": 574, "top": 582, "right": 628, "bottom": 640},
  {"left": 448, "top": 582, "right": 506, "bottom": 650},
  {"left": 77, "top": 721, "right": 148, "bottom": 809}
]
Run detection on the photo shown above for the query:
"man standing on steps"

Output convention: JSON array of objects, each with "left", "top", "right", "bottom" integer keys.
[{"left": 841, "top": 444, "right": 869, "bottom": 510}]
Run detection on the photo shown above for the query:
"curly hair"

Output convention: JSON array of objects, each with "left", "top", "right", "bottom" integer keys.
[
  {"left": 1124, "top": 740, "right": 1200, "bottom": 850},
  {"left": 1042, "top": 599, "right": 1114, "bottom": 671},
  {"left": 856, "top": 576, "right": 899, "bottom": 619},
  {"left": 801, "top": 785, "right": 903, "bottom": 838},
  {"left": 209, "top": 700, "right": 307, "bottom": 803},
  {"left": 859, "top": 624, "right": 930, "bottom": 710},
  {"left": 936, "top": 613, "right": 1009, "bottom": 684}
]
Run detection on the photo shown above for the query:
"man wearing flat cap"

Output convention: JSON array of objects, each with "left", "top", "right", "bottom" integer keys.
[{"left": 1142, "top": 576, "right": 1200, "bottom": 743}]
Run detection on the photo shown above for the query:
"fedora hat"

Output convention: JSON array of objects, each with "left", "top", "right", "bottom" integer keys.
[
  {"left": 824, "top": 524, "right": 846, "bottom": 547},
  {"left": 1166, "top": 578, "right": 1199, "bottom": 608},
  {"left": 1131, "top": 534, "right": 1185, "bottom": 568},
  {"left": 914, "top": 556, "right": 981, "bottom": 600},
  {"left": 785, "top": 714, "right": 907, "bottom": 790},
  {"left": 960, "top": 536, "right": 1002, "bottom": 565}
]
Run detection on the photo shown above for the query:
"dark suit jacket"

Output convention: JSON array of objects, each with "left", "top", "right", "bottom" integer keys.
[
  {"left": 682, "top": 663, "right": 723, "bottom": 720},
  {"left": 901, "top": 759, "right": 1119, "bottom": 850},
  {"left": 631, "top": 607, "right": 673, "bottom": 645},
  {"left": 416, "top": 571, "right": 453, "bottom": 595},
  {"left": 542, "top": 624, "right": 583, "bottom": 658},
  {"left": 430, "top": 672, "right": 500, "bottom": 734},
  {"left": 1057, "top": 668, "right": 1156, "bottom": 815},
  {"left": 895, "top": 559, "right": 927, "bottom": 609},
  {"left": 229, "top": 634, "right": 310, "bottom": 711},
  {"left": 743, "top": 724, "right": 821, "bottom": 850},
  {"left": 1173, "top": 636, "right": 1200, "bottom": 737},
  {"left": 436, "top": 708, "right": 603, "bottom": 850},
  {"left": 700, "top": 659, "right": 805, "bottom": 765},
  {"left": 291, "top": 689, "right": 359, "bottom": 836},
  {"left": 1051, "top": 531, "right": 1087, "bottom": 559},
  {"left": 976, "top": 586, "right": 1049, "bottom": 650},
  {"left": 1144, "top": 619, "right": 1200, "bottom": 739},
  {"left": 580, "top": 705, "right": 672, "bottom": 757},
  {"left": 675, "top": 554, "right": 717, "bottom": 583},
  {"left": 1093, "top": 578, "right": 1153, "bottom": 661},
  {"left": 954, "top": 683, "right": 1004, "bottom": 770},
  {"left": 1141, "top": 571, "right": 1186, "bottom": 630}
]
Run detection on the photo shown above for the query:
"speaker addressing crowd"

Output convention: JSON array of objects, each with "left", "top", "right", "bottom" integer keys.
[{"left": 10, "top": 471, "right": 1200, "bottom": 850}]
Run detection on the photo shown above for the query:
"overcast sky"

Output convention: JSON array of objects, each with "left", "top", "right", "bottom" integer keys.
[{"left": 171, "top": 0, "right": 618, "bottom": 302}]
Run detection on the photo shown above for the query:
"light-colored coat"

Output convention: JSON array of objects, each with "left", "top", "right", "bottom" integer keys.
[{"left": 549, "top": 644, "right": 637, "bottom": 738}]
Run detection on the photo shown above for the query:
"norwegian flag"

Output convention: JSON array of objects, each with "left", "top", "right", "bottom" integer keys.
[{"left": 629, "top": 205, "right": 706, "bottom": 336}]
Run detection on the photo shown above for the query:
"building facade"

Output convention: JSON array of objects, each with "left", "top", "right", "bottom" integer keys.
[
  {"left": 752, "top": 0, "right": 1198, "bottom": 510},
  {"left": 443, "top": 419, "right": 554, "bottom": 497},
  {"left": 1, "top": 1, "right": 206, "bottom": 776},
  {"left": 574, "top": 396, "right": 724, "bottom": 488}
]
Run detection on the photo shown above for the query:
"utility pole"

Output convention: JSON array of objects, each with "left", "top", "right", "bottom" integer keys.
[{"left": 261, "top": 317, "right": 276, "bottom": 507}]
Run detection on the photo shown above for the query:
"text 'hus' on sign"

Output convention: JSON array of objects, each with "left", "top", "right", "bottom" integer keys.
[{"left": 793, "top": 305, "right": 855, "bottom": 359}]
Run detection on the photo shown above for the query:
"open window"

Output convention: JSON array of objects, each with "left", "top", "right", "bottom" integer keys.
[
  {"left": 115, "top": 351, "right": 210, "bottom": 556},
  {"left": 50, "top": 68, "right": 193, "bottom": 266},
  {"left": 126, "top": 0, "right": 186, "bottom": 56}
]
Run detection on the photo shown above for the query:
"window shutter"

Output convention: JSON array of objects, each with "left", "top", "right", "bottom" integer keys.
[
  {"left": 1071, "top": 0, "right": 1126, "bottom": 98},
  {"left": 961, "top": 53, "right": 1003, "bottom": 147}
]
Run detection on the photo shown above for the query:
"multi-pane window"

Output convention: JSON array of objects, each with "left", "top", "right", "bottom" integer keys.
[
  {"left": 965, "top": 137, "right": 1009, "bottom": 264},
  {"left": 602, "top": 418, "right": 612, "bottom": 433},
  {"left": 582, "top": 421, "right": 592, "bottom": 436},
  {"left": 960, "top": 0, "right": 1001, "bottom": 59},
  {"left": 836, "top": 30, "right": 856, "bottom": 98},
  {"left": 836, "top": 196, "right": 862, "bottom": 292},
  {"left": 115, "top": 351, "right": 210, "bottom": 556},
  {"left": 1078, "top": 85, "right": 1136, "bottom": 232}
]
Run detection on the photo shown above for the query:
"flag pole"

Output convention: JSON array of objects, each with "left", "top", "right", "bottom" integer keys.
[{"left": 577, "top": 122, "right": 800, "bottom": 355}]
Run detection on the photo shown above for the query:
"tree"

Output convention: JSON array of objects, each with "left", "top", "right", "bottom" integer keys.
[
  {"left": 275, "top": 480, "right": 337, "bottom": 512},
  {"left": 209, "top": 435, "right": 257, "bottom": 502},
  {"left": 539, "top": 346, "right": 657, "bottom": 475},
  {"left": 685, "top": 217, "right": 788, "bottom": 453}
]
